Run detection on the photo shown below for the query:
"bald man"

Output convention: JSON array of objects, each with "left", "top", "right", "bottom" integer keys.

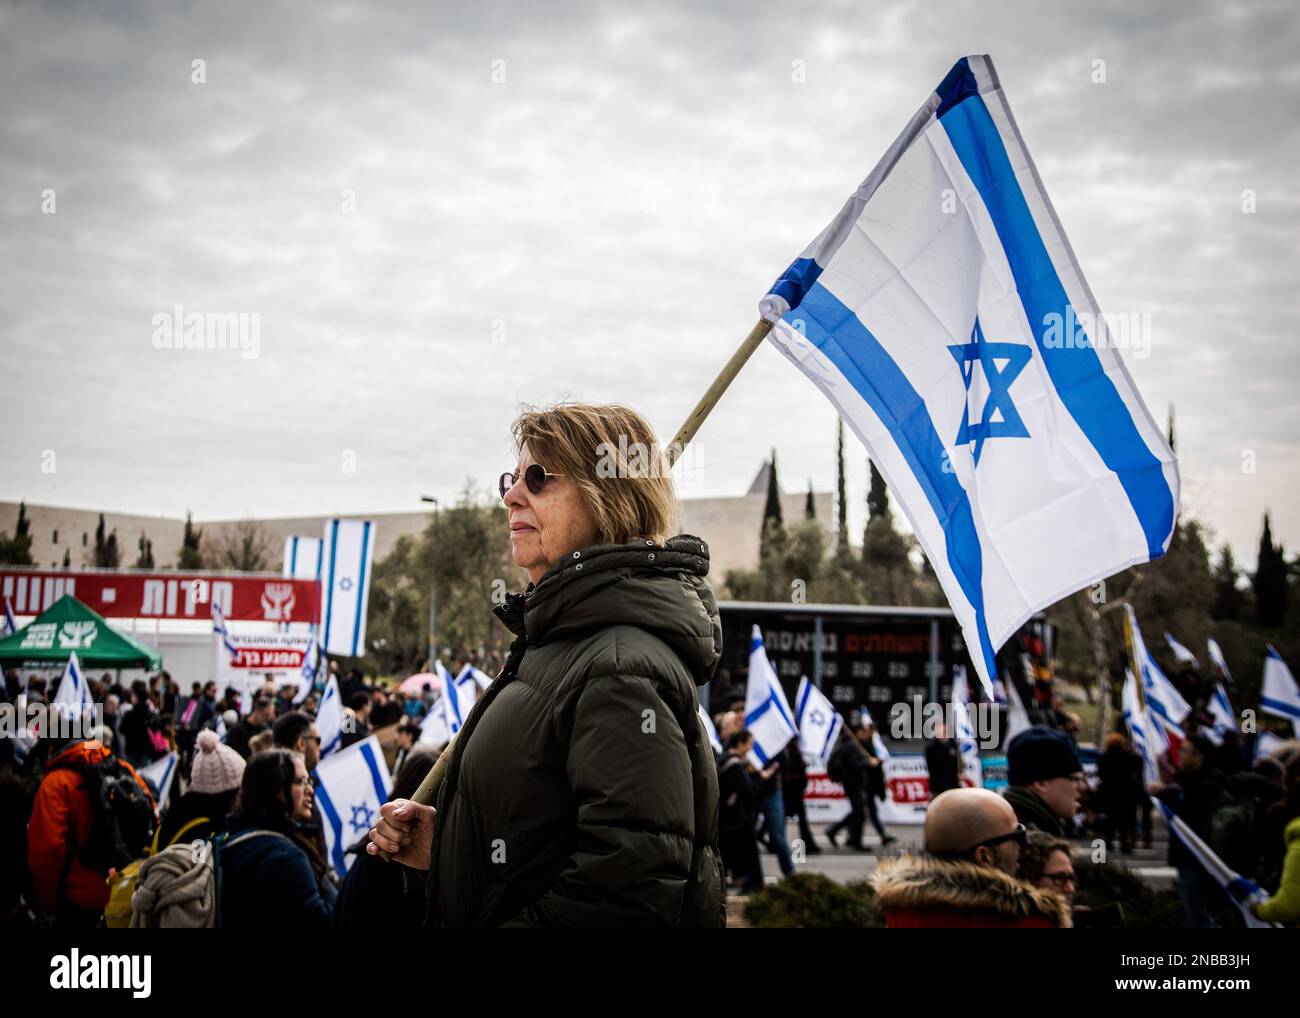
[{"left": 870, "top": 789, "right": 1071, "bottom": 928}]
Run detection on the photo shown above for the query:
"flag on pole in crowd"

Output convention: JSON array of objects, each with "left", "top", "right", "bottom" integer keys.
[
  {"left": 795, "top": 677, "right": 842, "bottom": 766},
  {"left": 312, "top": 735, "right": 392, "bottom": 877},
  {"left": 211, "top": 603, "right": 238, "bottom": 661},
  {"left": 760, "top": 54, "right": 1178, "bottom": 700},
  {"left": 950, "top": 666, "right": 980, "bottom": 770},
  {"left": 1207, "top": 637, "right": 1232, "bottom": 683},
  {"left": 699, "top": 703, "right": 723, "bottom": 756},
  {"left": 859, "top": 704, "right": 891, "bottom": 760},
  {"left": 458, "top": 663, "right": 494, "bottom": 693},
  {"left": 282, "top": 535, "right": 323, "bottom": 580},
  {"left": 1254, "top": 730, "right": 1287, "bottom": 762},
  {"left": 743, "top": 626, "right": 798, "bottom": 766},
  {"left": 296, "top": 639, "right": 321, "bottom": 705},
  {"left": 1260, "top": 646, "right": 1300, "bottom": 737},
  {"left": 438, "top": 661, "right": 478, "bottom": 736},
  {"left": 317, "top": 674, "right": 344, "bottom": 758},
  {"left": 1121, "top": 669, "right": 1162, "bottom": 788},
  {"left": 3, "top": 594, "right": 15, "bottom": 635},
  {"left": 1125, "top": 606, "right": 1190, "bottom": 741},
  {"left": 1153, "top": 799, "right": 1277, "bottom": 929},
  {"left": 138, "top": 752, "right": 179, "bottom": 812},
  {"left": 319, "top": 519, "right": 377, "bottom": 658},
  {"left": 1206, "top": 683, "right": 1235, "bottom": 746},
  {"left": 1003, "top": 668, "right": 1033, "bottom": 743},
  {"left": 1164, "top": 632, "right": 1200, "bottom": 670},
  {"left": 53, "top": 651, "right": 92, "bottom": 715}
]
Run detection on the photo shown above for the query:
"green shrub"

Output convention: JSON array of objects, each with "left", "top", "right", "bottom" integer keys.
[{"left": 743, "top": 872, "right": 884, "bottom": 928}]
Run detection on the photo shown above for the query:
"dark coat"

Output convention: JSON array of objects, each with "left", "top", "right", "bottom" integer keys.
[
  {"left": 925, "top": 738, "right": 961, "bottom": 797},
  {"left": 1002, "top": 784, "right": 1066, "bottom": 836},
  {"left": 426, "top": 536, "right": 726, "bottom": 928},
  {"left": 218, "top": 814, "right": 335, "bottom": 929}
]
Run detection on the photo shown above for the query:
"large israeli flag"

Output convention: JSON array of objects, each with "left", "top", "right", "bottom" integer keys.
[
  {"left": 319, "top": 519, "right": 377, "bottom": 657},
  {"left": 762, "top": 55, "right": 1178, "bottom": 697},
  {"left": 1261, "top": 646, "right": 1300, "bottom": 737},
  {"left": 282, "top": 535, "right": 323, "bottom": 580},
  {"left": 312, "top": 734, "right": 392, "bottom": 876},
  {"left": 744, "top": 626, "right": 798, "bottom": 765},
  {"left": 317, "top": 674, "right": 345, "bottom": 758},
  {"left": 795, "top": 677, "right": 842, "bottom": 766}
]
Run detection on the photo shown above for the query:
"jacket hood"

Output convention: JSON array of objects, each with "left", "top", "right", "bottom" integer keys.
[
  {"left": 871, "top": 854, "right": 1072, "bottom": 928},
  {"left": 48, "top": 740, "right": 111, "bottom": 767},
  {"left": 493, "top": 534, "right": 722, "bottom": 686}
]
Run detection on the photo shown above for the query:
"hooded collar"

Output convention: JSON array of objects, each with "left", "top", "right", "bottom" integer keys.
[
  {"left": 491, "top": 534, "right": 721, "bottom": 685},
  {"left": 871, "top": 854, "right": 1073, "bottom": 928}
]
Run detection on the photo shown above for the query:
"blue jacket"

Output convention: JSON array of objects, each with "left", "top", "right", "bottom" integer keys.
[{"left": 218, "top": 815, "right": 336, "bottom": 929}]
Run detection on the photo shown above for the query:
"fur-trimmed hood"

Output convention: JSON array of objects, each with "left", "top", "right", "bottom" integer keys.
[{"left": 871, "top": 855, "right": 1072, "bottom": 928}]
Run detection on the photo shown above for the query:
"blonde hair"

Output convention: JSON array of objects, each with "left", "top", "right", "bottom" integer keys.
[{"left": 511, "top": 402, "right": 680, "bottom": 545}]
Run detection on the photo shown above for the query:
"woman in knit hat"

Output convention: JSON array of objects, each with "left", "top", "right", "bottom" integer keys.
[{"left": 155, "top": 729, "right": 245, "bottom": 848}]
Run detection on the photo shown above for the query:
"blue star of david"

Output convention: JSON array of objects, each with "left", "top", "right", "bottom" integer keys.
[
  {"left": 948, "top": 318, "right": 1032, "bottom": 465},
  {"left": 809, "top": 709, "right": 826, "bottom": 725},
  {"left": 349, "top": 802, "right": 375, "bottom": 833},
  {"left": 339, "top": 576, "right": 354, "bottom": 592}
]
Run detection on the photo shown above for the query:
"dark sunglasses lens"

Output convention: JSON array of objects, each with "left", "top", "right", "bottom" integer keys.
[{"left": 525, "top": 463, "right": 548, "bottom": 495}]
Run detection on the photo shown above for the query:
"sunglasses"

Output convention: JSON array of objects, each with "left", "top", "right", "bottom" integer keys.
[
  {"left": 972, "top": 822, "right": 1028, "bottom": 852},
  {"left": 1042, "top": 870, "right": 1076, "bottom": 887},
  {"left": 499, "top": 464, "right": 565, "bottom": 500}
]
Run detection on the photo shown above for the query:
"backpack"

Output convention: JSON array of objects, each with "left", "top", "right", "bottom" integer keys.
[
  {"left": 48, "top": 750, "right": 157, "bottom": 872},
  {"left": 104, "top": 816, "right": 210, "bottom": 928},
  {"left": 128, "top": 828, "right": 289, "bottom": 929}
]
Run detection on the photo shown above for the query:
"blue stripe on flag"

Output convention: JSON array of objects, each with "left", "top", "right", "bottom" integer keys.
[
  {"left": 313, "top": 778, "right": 347, "bottom": 873},
  {"left": 935, "top": 56, "right": 980, "bottom": 118},
  {"left": 349, "top": 522, "right": 371, "bottom": 656},
  {"left": 360, "top": 742, "right": 388, "bottom": 802},
  {"left": 767, "top": 256, "right": 824, "bottom": 311},
  {"left": 323, "top": 520, "right": 340, "bottom": 651},
  {"left": 786, "top": 284, "right": 999, "bottom": 682},
  {"left": 937, "top": 96, "right": 1175, "bottom": 559},
  {"left": 1261, "top": 696, "right": 1300, "bottom": 721}
]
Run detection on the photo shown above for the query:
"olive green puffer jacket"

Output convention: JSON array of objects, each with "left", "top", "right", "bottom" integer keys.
[{"left": 425, "top": 534, "right": 726, "bottom": 927}]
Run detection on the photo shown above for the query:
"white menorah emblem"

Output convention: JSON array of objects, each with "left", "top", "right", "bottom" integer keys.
[
  {"left": 58, "top": 621, "right": 98, "bottom": 649},
  {"left": 261, "top": 583, "right": 296, "bottom": 621}
]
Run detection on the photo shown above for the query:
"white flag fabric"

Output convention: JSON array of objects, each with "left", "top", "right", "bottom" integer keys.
[
  {"left": 3, "top": 594, "right": 15, "bottom": 635},
  {"left": 439, "top": 662, "right": 478, "bottom": 736},
  {"left": 419, "top": 703, "right": 451, "bottom": 747},
  {"left": 698, "top": 703, "right": 723, "bottom": 756},
  {"left": 296, "top": 639, "right": 320, "bottom": 705},
  {"left": 312, "top": 735, "right": 392, "bottom": 876},
  {"left": 1253, "top": 730, "right": 1287, "bottom": 761},
  {"left": 950, "top": 666, "right": 980, "bottom": 768},
  {"left": 1003, "top": 669, "right": 1033, "bottom": 744},
  {"left": 761, "top": 54, "right": 1178, "bottom": 699},
  {"left": 1126, "top": 606, "right": 1190, "bottom": 736},
  {"left": 317, "top": 674, "right": 345, "bottom": 758},
  {"left": 459, "top": 663, "right": 494, "bottom": 693},
  {"left": 1206, "top": 683, "right": 1235, "bottom": 746},
  {"left": 743, "top": 626, "right": 798, "bottom": 765},
  {"left": 211, "top": 603, "right": 238, "bottom": 661},
  {"left": 1207, "top": 637, "right": 1231, "bottom": 682},
  {"left": 1164, "top": 632, "right": 1199, "bottom": 669},
  {"left": 859, "top": 704, "right": 891, "bottom": 760},
  {"left": 795, "top": 677, "right": 842, "bottom": 766},
  {"left": 138, "top": 752, "right": 179, "bottom": 812},
  {"left": 1121, "top": 669, "right": 1162, "bottom": 788},
  {"left": 53, "top": 651, "right": 92, "bottom": 714},
  {"left": 1261, "top": 645, "right": 1300, "bottom": 737},
  {"left": 319, "top": 519, "right": 377, "bottom": 657},
  {"left": 282, "top": 535, "right": 323, "bottom": 580},
  {"left": 1153, "top": 799, "right": 1277, "bottom": 929}
]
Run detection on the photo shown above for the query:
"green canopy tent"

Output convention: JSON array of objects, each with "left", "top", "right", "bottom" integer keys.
[{"left": 0, "top": 593, "right": 162, "bottom": 670}]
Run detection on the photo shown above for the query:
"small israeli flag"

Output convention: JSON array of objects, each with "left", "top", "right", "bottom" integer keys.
[
  {"left": 950, "top": 666, "right": 980, "bottom": 767},
  {"left": 1164, "top": 632, "right": 1200, "bottom": 670},
  {"left": 1003, "top": 668, "right": 1032, "bottom": 743},
  {"left": 1260, "top": 646, "right": 1300, "bottom": 737},
  {"left": 319, "top": 519, "right": 377, "bottom": 658},
  {"left": 795, "top": 677, "right": 842, "bottom": 766},
  {"left": 3, "top": 594, "right": 15, "bottom": 635},
  {"left": 1153, "top": 799, "right": 1277, "bottom": 929},
  {"left": 312, "top": 735, "right": 392, "bottom": 876},
  {"left": 762, "top": 55, "right": 1178, "bottom": 698},
  {"left": 858, "top": 704, "right": 891, "bottom": 761},
  {"left": 211, "top": 603, "right": 238, "bottom": 661},
  {"left": 53, "top": 651, "right": 93, "bottom": 715},
  {"left": 1126, "top": 606, "right": 1189, "bottom": 736},
  {"left": 1206, "top": 684, "right": 1236, "bottom": 746},
  {"left": 138, "top": 752, "right": 179, "bottom": 812},
  {"left": 438, "top": 661, "right": 478, "bottom": 736},
  {"left": 698, "top": 703, "right": 723, "bottom": 756},
  {"left": 1122, "top": 669, "right": 1161, "bottom": 788},
  {"left": 317, "top": 674, "right": 345, "bottom": 758},
  {"left": 297, "top": 638, "right": 321, "bottom": 705},
  {"left": 282, "top": 535, "right": 323, "bottom": 580},
  {"left": 459, "top": 663, "right": 494, "bottom": 693},
  {"left": 743, "top": 626, "right": 798, "bottom": 766},
  {"left": 1207, "top": 637, "right": 1232, "bottom": 682}
]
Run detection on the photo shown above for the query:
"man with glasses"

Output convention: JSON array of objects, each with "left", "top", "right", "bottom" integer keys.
[
  {"left": 1002, "top": 725, "right": 1086, "bottom": 837},
  {"left": 871, "top": 788, "right": 1073, "bottom": 927}
]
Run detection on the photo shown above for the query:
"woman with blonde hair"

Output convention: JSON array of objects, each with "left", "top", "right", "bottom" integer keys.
[{"left": 369, "top": 402, "right": 725, "bottom": 927}]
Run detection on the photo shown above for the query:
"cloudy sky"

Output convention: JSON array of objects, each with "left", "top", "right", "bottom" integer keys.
[{"left": 2, "top": 0, "right": 1296, "bottom": 565}]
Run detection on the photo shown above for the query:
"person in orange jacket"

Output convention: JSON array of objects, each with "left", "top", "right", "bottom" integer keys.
[{"left": 27, "top": 737, "right": 155, "bottom": 929}]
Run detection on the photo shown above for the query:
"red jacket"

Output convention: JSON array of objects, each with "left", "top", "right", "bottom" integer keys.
[
  {"left": 871, "top": 855, "right": 1071, "bottom": 929},
  {"left": 27, "top": 741, "right": 154, "bottom": 913}
]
